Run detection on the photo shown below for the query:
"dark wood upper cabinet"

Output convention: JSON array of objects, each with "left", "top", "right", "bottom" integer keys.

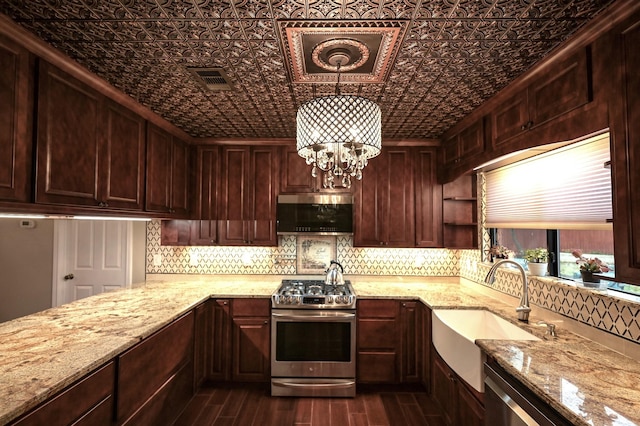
[
  {"left": 145, "top": 123, "right": 190, "bottom": 217},
  {"left": 609, "top": 11, "right": 640, "bottom": 285},
  {"left": 354, "top": 147, "right": 415, "bottom": 247},
  {"left": 218, "top": 145, "right": 278, "bottom": 246},
  {"left": 442, "top": 119, "right": 485, "bottom": 168},
  {"left": 145, "top": 124, "right": 172, "bottom": 213},
  {"left": 35, "top": 61, "right": 102, "bottom": 206},
  {"left": 280, "top": 145, "right": 317, "bottom": 193},
  {"left": 0, "top": 34, "right": 33, "bottom": 203},
  {"left": 491, "top": 48, "right": 591, "bottom": 147},
  {"left": 191, "top": 146, "right": 220, "bottom": 245},
  {"left": 35, "top": 61, "right": 145, "bottom": 210},
  {"left": 100, "top": 100, "right": 145, "bottom": 210},
  {"left": 415, "top": 148, "right": 443, "bottom": 247}
]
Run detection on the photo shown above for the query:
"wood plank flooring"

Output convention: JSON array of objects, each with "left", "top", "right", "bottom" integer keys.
[{"left": 174, "top": 383, "right": 446, "bottom": 426}]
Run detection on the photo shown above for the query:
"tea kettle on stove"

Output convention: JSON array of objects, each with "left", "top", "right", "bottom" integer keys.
[{"left": 325, "top": 260, "right": 345, "bottom": 286}]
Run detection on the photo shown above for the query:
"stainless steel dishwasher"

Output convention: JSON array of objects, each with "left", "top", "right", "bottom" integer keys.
[{"left": 484, "top": 362, "right": 571, "bottom": 426}]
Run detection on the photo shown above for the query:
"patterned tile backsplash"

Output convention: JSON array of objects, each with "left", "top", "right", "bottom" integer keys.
[
  {"left": 146, "top": 220, "right": 640, "bottom": 343},
  {"left": 145, "top": 220, "right": 460, "bottom": 276}
]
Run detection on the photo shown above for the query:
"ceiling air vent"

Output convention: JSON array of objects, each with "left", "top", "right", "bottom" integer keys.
[{"left": 189, "top": 67, "right": 233, "bottom": 91}]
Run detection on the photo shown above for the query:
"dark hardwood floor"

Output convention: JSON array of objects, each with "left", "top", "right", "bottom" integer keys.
[{"left": 174, "top": 383, "right": 445, "bottom": 426}]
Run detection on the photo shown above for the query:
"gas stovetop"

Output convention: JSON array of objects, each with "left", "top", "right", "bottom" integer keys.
[{"left": 272, "top": 279, "right": 356, "bottom": 309}]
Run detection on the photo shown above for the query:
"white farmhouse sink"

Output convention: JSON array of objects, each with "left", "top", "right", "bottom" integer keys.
[{"left": 432, "top": 309, "right": 540, "bottom": 393}]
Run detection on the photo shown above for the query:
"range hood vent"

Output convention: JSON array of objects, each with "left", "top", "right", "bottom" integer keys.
[{"left": 189, "top": 67, "right": 233, "bottom": 91}]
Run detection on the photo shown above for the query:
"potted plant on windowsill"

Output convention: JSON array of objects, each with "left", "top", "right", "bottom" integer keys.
[
  {"left": 490, "top": 245, "right": 513, "bottom": 262},
  {"left": 524, "top": 248, "right": 548, "bottom": 276},
  {"left": 571, "top": 249, "right": 610, "bottom": 287}
]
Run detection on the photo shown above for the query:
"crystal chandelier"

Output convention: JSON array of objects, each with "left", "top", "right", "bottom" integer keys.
[{"left": 296, "top": 64, "right": 382, "bottom": 189}]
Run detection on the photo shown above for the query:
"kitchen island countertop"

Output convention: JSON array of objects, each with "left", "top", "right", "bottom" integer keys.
[{"left": 0, "top": 274, "right": 638, "bottom": 425}]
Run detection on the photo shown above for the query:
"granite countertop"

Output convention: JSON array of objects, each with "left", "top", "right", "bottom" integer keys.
[{"left": 0, "top": 274, "right": 638, "bottom": 425}]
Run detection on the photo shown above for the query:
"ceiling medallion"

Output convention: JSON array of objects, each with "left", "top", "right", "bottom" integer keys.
[
  {"left": 278, "top": 20, "right": 407, "bottom": 84},
  {"left": 311, "top": 38, "right": 370, "bottom": 73}
]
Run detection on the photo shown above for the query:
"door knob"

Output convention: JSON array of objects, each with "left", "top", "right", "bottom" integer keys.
[{"left": 64, "top": 273, "right": 74, "bottom": 280}]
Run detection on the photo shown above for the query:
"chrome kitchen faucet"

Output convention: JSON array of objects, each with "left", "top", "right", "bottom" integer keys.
[{"left": 484, "top": 259, "right": 531, "bottom": 322}]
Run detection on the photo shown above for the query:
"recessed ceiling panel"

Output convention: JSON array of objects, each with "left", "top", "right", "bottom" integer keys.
[{"left": 279, "top": 21, "right": 407, "bottom": 84}]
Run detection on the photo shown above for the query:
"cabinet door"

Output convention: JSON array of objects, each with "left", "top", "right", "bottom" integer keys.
[
  {"left": 431, "top": 350, "right": 456, "bottom": 425},
  {"left": 145, "top": 124, "right": 172, "bottom": 213},
  {"left": 457, "top": 380, "right": 485, "bottom": 426},
  {"left": 421, "top": 304, "right": 432, "bottom": 393},
  {"left": 36, "top": 61, "right": 101, "bottom": 206},
  {"left": 191, "top": 146, "right": 219, "bottom": 245},
  {"left": 528, "top": 48, "right": 590, "bottom": 127},
  {"left": 354, "top": 148, "right": 415, "bottom": 247},
  {"left": 250, "top": 146, "right": 279, "bottom": 246},
  {"left": 161, "top": 220, "right": 192, "bottom": 245},
  {"left": 101, "top": 100, "right": 145, "bottom": 210},
  {"left": 490, "top": 90, "right": 529, "bottom": 147},
  {"left": 0, "top": 34, "right": 33, "bottom": 203},
  {"left": 385, "top": 149, "right": 415, "bottom": 247},
  {"left": 400, "top": 301, "right": 421, "bottom": 383},
  {"left": 209, "top": 299, "right": 232, "bottom": 381},
  {"left": 280, "top": 145, "right": 317, "bottom": 193},
  {"left": 194, "top": 302, "right": 209, "bottom": 389},
  {"left": 415, "top": 148, "right": 443, "bottom": 247},
  {"left": 170, "top": 137, "right": 190, "bottom": 216},
  {"left": 218, "top": 146, "right": 249, "bottom": 245},
  {"left": 611, "top": 14, "right": 640, "bottom": 285}
]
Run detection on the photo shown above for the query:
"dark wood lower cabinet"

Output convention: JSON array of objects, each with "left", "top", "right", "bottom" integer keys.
[
  {"left": 117, "top": 311, "right": 195, "bottom": 425},
  {"left": 231, "top": 298, "right": 271, "bottom": 382},
  {"left": 10, "top": 362, "right": 115, "bottom": 426},
  {"left": 357, "top": 299, "right": 422, "bottom": 385},
  {"left": 432, "top": 348, "right": 485, "bottom": 426}
]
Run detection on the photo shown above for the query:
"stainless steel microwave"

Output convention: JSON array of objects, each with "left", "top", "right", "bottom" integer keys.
[{"left": 276, "top": 194, "right": 353, "bottom": 235}]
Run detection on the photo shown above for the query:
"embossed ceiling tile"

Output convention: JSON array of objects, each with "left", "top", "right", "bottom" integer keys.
[
  {"left": 448, "top": 0, "right": 496, "bottom": 19},
  {"left": 409, "top": 20, "right": 446, "bottom": 41},
  {"left": 241, "top": 19, "right": 278, "bottom": 39},
  {"left": 488, "top": 0, "right": 536, "bottom": 19},
  {"left": 380, "top": 0, "right": 419, "bottom": 19},
  {"left": 415, "top": 0, "right": 457, "bottom": 19},
  {"left": 232, "top": 0, "right": 274, "bottom": 18},
  {"left": 303, "top": 0, "right": 344, "bottom": 19},
  {"left": 472, "top": 20, "right": 515, "bottom": 41},
  {"left": 120, "top": 0, "right": 174, "bottom": 19}
]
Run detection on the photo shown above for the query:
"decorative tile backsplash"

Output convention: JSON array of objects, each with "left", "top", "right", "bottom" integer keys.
[
  {"left": 460, "top": 262, "right": 640, "bottom": 343},
  {"left": 146, "top": 220, "right": 640, "bottom": 343},
  {"left": 145, "top": 220, "right": 460, "bottom": 276}
]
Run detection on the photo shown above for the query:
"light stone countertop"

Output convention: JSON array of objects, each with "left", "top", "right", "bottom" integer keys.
[{"left": 0, "top": 274, "right": 638, "bottom": 425}]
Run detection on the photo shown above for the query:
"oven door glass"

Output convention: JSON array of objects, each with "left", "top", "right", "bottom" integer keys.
[{"left": 276, "top": 321, "right": 351, "bottom": 362}]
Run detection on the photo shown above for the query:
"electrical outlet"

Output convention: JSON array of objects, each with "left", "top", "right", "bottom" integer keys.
[
  {"left": 152, "top": 254, "right": 162, "bottom": 266},
  {"left": 189, "top": 252, "right": 199, "bottom": 266}
]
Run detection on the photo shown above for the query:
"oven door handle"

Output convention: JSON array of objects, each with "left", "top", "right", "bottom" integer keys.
[{"left": 271, "top": 311, "right": 356, "bottom": 320}]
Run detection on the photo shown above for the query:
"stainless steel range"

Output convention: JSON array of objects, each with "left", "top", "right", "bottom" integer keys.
[{"left": 271, "top": 279, "right": 356, "bottom": 397}]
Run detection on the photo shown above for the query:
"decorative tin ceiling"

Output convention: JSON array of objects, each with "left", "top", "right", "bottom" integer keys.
[{"left": 0, "top": 0, "right": 615, "bottom": 140}]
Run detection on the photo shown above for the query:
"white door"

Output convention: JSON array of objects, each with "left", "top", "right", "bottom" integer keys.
[{"left": 53, "top": 220, "right": 132, "bottom": 306}]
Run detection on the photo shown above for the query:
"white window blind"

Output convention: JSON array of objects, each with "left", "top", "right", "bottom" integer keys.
[{"left": 485, "top": 133, "right": 612, "bottom": 230}]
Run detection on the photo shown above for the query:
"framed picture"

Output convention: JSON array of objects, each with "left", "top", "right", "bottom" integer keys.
[{"left": 296, "top": 236, "right": 337, "bottom": 274}]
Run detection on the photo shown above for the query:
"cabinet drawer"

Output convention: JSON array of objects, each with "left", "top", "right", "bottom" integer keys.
[
  {"left": 357, "top": 352, "right": 397, "bottom": 383},
  {"left": 11, "top": 362, "right": 115, "bottom": 426},
  {"left": 358, "top": 318, "right": 398, "bottom": 350},
  {"left": 357, "top": 299, "right": 398, "bottom": 318},
  {"left": 232, "top": 298, "right": 270, "bottom": 317}
]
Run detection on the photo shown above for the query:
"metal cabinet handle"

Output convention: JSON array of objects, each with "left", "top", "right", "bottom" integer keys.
[{"left": 64, "top": 274, "right": 74, "bottom": 280}]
